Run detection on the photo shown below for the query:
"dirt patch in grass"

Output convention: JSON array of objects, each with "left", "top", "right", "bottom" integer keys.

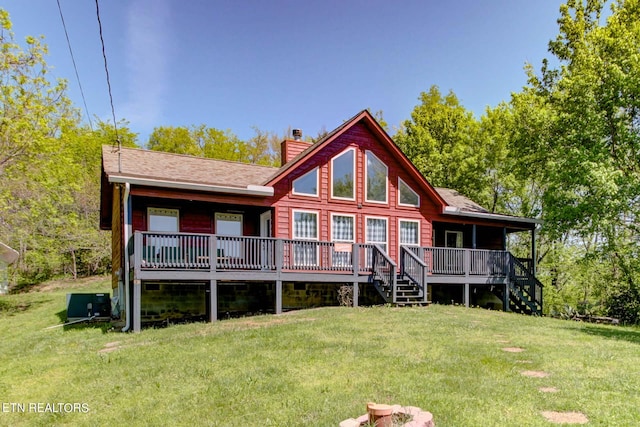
[
  {"left": 98, "top": 341, "right": 124, "bottom": 354},
  {"left": 539, "top": 387, "right": 558, "bottom": 393},
  {"left": 0, "top": 300, "right": 31, "bottom": 315},
  {"left": 541, "top": 411, "right": 588, "bottom": 424},
  {"left": 34, "top": 275, "right": 110, "bottom": 293},
  {"left": 502, "top": 347, "right": 525, "bottom": 353},
  {"left": 521, "top": 370, "right": 550, "bottom": 378}
]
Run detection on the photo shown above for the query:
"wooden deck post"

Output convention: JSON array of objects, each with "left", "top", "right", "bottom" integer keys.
[
  {"left": 208, "top": 279, "right": 217, "bottom": 322},
  {"left": 133, "top": 279, "right": 141, "bottom": 332},
  {"left": 275, "top": 280, "right": 283, "bottom": 314},
  {"left": 472, "top": 224, "right": 477, "bottom": 249},
  {"left": 275, "top": 239, "right": 283, "bottom": 314},
  {"left": 352, "top": 244, "right": 359, "bottom": 307},
  {"left": 503, "top": 283, "right": 511, "bottom": 312},
  {"left": 531, "top": 227, "right": 537, "bottom": 276},
  {"left": 464, "top": 283, "right": 470, "bottom": 308}
]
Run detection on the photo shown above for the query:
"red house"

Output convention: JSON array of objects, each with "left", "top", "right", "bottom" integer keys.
[{"left": 100, "top": 110, "right": 541, "bottom": 331}]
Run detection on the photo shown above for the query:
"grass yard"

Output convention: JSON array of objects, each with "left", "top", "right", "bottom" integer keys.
[{"left": 1, "top": 277, "right": 639, "bottom": 426}]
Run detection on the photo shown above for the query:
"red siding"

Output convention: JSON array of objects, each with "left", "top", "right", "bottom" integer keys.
[{"left": 270, "top": 122, "right": 438, "bottom": 262}]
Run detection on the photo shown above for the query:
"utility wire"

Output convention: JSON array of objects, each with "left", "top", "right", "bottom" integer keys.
[
  {"left": 56, "top": 0, "right": 93, "bottom": 130},
  {"left": 94, "top": 0, "right": 120, "bottom": 152}
]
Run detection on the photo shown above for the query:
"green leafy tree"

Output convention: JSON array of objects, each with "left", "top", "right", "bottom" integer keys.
[
  {"left": 147, "top": 125, "right": 250, "bottom": 162},
  {"left": 526, "top": 0, "right": 640, "bottom": 322},
  {"left": 395, "top": 86, "right": 487, "bottom": 204},
  {"left": 0, "top": 9, "right": 74, "bottom": 177}
]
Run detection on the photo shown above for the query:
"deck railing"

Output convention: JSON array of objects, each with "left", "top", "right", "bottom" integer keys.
[
  {"left": 371, "top": 244, "right": 397, "bottom": 300},
  {"left": 133, "top": 231, "right": 376, "bottom": 273},
  {"left": 412, "top": 247, "right": 511, "bottom": 277},
  {"left": 400, "top": 246, "right": 427, "bottom": 287},
  {"left": 133, "top": 232, "right": 528, "bottom": 281}
]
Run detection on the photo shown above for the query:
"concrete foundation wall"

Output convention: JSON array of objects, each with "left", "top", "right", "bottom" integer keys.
[{"left": 138, "top": 280, "right": 388, "bottom": 324}]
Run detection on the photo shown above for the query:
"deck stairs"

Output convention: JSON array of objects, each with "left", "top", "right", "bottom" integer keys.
[
  {"left": 504, "top": 255, "right": 543, "bottom": 315},
  {"left": 372, "top": 275, "right": 428, "bottom": 306},
  {"left": 371, "top": 245, "right": 428, "bottom": 306}
]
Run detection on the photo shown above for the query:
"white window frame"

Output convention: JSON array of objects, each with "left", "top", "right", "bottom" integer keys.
[
  {"left": 365, "top": 215, "right": 388, "bottom": 252},
  {"left": 365, "top": 150, "right": 388, "bottom": 204},
  {"left": 398, "top": 219, "right": 421, "bottom": 255},
  {"left": 292, "top": 167, "right": 319, "bottom": 197},
  {"left": 146, "top": 208, "right": 180, "bottom": 263},
  {"left": 398, "top": 178, "right": 420, "bottom": 207},
  {"left": 330, "top": 213, "right": 356, "bottom": 243},
  {"left": 398, "top": 218, "right": 422, "bottom": 246},
  {"left": 331, "top": 213, "right": 356, "bottom": 268},
  {"left": 330, "top": 147, "right": 356, "bottom": 201},
  {"left": 215, "top": 213, "right": 243, "bottom": 258},
  {"left": 292, "top": 209, "right": 319, "bottom": 266},
  {"left": 148, "top": 208, "right": 179, "bottom": 232}
]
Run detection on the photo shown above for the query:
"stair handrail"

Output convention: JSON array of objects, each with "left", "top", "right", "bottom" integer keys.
[
  {"left": 400, "top": 245, "right": 427, "bottom": 301},
  {"left": 371, "top": 244, "right": 397, "bottom": 301},
  {"left": 508, "top": 253, "right": 544, "bottom": 314}
]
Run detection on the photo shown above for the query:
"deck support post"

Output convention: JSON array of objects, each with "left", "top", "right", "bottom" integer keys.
[
  {"left": 531, "top": 227, "right": 537, "bottom": 276},
  {"left": 275, "top": 239, "right": 283, "bottom": 314},
  {"left": 503, "top": 283, "right": 511, "bottom": 312},
  {"left": 464, "top": 283, "right": 470, "bottom": 308},
  {"left": 208, "top": 279, "right": 217, "bottom": 322},
  {"left": 352, "top": 244, "right": 359, "bottom": 307},
  {"left": 133, "top": 279, "right": 141, "bottom": 332},
  {"left": 275, "top": 280, "right": 282, "bottom": 314},
  {"left": 352, "top": 282, "right": 359, "bottom": 307}
]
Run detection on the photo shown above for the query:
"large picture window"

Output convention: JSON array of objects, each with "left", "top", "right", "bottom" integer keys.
[
  {"left": 331, "top": 148, "right": 355, "bottom": 200},
  {"left": 292, "top": 168, "right": 318, "bottom": 196},
  {"left": 365, "top": 151, "right": 388, "bottom": 203},
  {"left": 293, "top": 210, "right": 318, "bottom": 266}
]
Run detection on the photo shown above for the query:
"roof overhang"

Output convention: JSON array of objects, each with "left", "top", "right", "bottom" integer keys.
[
  {"left": 107, "top": 175, "right": 274, "bottom": 197},
  {"left": 442, "top": 206, "right": 542, "bottom": 227}
]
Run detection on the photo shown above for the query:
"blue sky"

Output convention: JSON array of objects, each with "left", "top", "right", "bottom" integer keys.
[{"left": 5, "top": 0, "right": 563, "bottom": 144}]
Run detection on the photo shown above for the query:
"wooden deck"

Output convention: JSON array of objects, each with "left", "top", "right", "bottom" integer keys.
[
  {"left": 126, "top": 231, "right": 543, "bottom": 331},
  {"left": 131, "top": 232, "right": 522, "bottom": 284}
]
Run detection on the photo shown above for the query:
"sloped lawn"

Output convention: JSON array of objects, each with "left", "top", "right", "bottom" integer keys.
[{"left": 0, "top": 277, "right": 639, "bottom": 426}]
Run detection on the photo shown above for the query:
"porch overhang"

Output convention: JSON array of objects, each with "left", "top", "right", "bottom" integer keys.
[
  {"left": 442, "top": 206, "right": 541, "bottom": 229},
  {"left": 107, "top": 175, "right": 274, "bottom": 197}
]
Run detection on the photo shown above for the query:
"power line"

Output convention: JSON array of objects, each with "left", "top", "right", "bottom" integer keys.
[
  {"left": 56, "top": 0, "right": 93, "bottom": 130},
  {"left": 94, "top": 0, "right": 120, "bottom": 151}
]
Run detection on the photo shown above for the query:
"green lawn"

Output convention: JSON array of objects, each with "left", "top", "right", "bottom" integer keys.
[{"left": 1, "top": 277, "right": 639, "bottom": 426}]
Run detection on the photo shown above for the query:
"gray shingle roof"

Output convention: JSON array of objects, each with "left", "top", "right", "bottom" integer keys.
[
  {"left": 102, "top": 146, "right": 279, "bottom": 189},
  {"left": 435, "top": 187, "right": 490, "bottom": 213}
]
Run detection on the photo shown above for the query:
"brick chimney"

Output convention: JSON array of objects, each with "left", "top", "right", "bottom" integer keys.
[{"left": 280, "top": 129, "right": 311, "bottom": 166}]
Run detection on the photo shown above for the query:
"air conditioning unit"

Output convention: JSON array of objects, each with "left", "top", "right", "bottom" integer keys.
[{"left": 66, "top": 293, "right": 111, "bottom": 322}]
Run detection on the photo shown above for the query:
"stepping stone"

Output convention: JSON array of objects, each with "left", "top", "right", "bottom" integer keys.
[
  {"left": 502, "top": 347, "right": 524, "bottom": 353},
  {"left": 521, "top": 370, "right": 550, "bottom": 378},
  {"left": 539, "top": 387, "right": 558, "bottom": 393},
  {"left": 541, "top": 411, "right": 588, "bottom": 424}
]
